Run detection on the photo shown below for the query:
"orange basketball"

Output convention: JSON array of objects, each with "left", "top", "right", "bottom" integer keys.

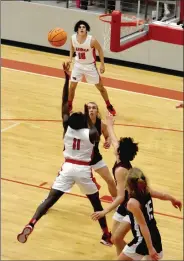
[{"left": 48, "top": 28, "right": 67, "bottom": 47}]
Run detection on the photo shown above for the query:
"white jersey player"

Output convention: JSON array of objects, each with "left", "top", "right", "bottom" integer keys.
[
  {"left": 71, "top": 33, "right": 96, "bottom": 65},
  {"left": 67, "top": 20, "right": 116, "bottom": 116},
  {"left": 17, "top": 63, "right": 112, "bottom": 246},
  {"left": 52, "top": 125, "right": 97, "bottom": 194}
]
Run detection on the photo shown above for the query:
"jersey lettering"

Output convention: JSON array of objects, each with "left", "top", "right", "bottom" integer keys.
[
  {"left": 145, "top": 200, "right": 153, "bottom": 220},
  {"left": 78, "top": 52, "right": 86, "bottom": 60},
  {"left": 73, "top": 138, "right": 81, "bottom": 150}
]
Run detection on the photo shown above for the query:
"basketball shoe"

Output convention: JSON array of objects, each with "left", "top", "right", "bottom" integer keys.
[
  {"left": 100, "top": 232, "right": 113, "bottom": 247},
  {"left": 17, "top": 224, "right": 33, "bottom": 243}
]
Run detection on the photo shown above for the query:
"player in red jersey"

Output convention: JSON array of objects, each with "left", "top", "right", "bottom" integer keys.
[
  {"left": 17, "top": 63, "right": 111, "bottom": 246},
  {"left": 67, "top": 20, "right": 116, "bottom": 116}
]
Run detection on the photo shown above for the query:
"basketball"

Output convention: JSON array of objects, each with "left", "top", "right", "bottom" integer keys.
[{"left": 48, "top": 28, "right": 67, "bottom": 47}]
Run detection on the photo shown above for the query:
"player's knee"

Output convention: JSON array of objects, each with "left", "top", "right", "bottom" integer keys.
[
  {"left": 111, "top": 233, "right": 123, "bottom": 245},
  {"left": 95, "top": 82, "right": 105, "bottom": 92}
]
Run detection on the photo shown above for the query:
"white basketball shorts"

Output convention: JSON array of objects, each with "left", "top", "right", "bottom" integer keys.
[
  {"left": 123, "top": 244, "right": 163, "bottom": 261},
  {"left": 71, "top": 62, "right": 100, "bottom": 84},
  {"left": 113, "top": 212, "right": 131, "bottom": 223},
  {"left": 91, "top": 159, "right": 107, "bottom": 171},
  {"left": 52, "top": 162, "right": 98, "bottom": 195}
]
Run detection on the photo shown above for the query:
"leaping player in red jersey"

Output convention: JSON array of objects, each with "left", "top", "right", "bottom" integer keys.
[
  {"left": 66, "top": 20, "right": 116, "bottom": 116},
  {"left": 17, "top": 63, "right": 112, "bottom": 246}
]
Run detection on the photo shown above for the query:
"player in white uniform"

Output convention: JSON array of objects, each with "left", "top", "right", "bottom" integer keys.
[
  {"left": 17, "top": 63, "right": 112, "bottom": 245},
  {"left": 67, "top": 20, "right": 116, "bottom": 116}
]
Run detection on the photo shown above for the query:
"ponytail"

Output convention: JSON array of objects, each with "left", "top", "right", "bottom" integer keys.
[
  {"left": 126, "top": 168, "right": 148, "bottom": 199},
  {"left": 137, "top": 178, "right": 146, "bottom": 193}
]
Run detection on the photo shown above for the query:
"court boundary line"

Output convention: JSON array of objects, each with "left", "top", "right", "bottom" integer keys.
[
  {"left": 1, "top": 177, "right": 183, "bottom": 221},
  {"left": 2, "top": 40, "right": 183, "bottom": 78},
  {"left": 2, "top": 66, "right": 183, "bottom": 102},
  {"left": 1, "top": 118, "right": 183, "bottom": 133},
  {"left": 1, "top": 122, "right": 20, "bottom": 133}
]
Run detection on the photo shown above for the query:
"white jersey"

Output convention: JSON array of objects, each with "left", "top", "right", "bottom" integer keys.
[
  {"left": 63, "top": 126, "right": 94, "bottom": 162},
  {"left": 72, "top": 34, "right": 96, "bottom": 64}
]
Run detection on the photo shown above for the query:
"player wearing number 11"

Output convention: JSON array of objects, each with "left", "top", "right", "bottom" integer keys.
[
  {"left": 17, "top": 63, "right": 111, "bottom": 244},
  {"left": 67, "top": 20, "right": 116, "bottom": 116}
]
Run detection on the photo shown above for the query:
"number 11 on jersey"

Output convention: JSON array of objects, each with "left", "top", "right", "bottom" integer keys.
[{"left": 73, "top": 138, "right": 81, "bottom": 150}]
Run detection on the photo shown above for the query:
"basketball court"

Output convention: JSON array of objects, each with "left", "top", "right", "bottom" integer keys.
[{"left": 1, "top": 1, "right": 184, "bottom": 260}]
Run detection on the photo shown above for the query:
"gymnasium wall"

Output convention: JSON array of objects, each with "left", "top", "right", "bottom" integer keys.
[{"left": 1, "top": 1, "right": 183, "bottom": 72}]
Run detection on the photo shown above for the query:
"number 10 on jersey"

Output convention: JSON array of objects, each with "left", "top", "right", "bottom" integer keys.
[{"left": 78, "top": 52, "right": 86, "bottom": 60}]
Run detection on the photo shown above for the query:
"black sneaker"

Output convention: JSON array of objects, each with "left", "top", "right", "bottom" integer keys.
[{"left": 100, "top": 232, "right": 113, "bottom": 247}]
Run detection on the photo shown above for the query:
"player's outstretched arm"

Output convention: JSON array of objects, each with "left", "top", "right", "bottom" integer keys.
[
  {"left": 61, "top": 62, "right": 70, "bottom": 131},
  {"left": 149, "top": 188, "right": 182, "bottom": 211},
  {"left": 101, "top": 121, "right": 111, "bottom": 149},
  {"left": 91, "top": 167, "right": 126, "bottom": 220},
  {"left": 106, "top": 112, "right": 119, "bottom": 156}
]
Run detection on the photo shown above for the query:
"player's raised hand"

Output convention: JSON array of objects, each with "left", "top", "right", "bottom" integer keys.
[
  {"left": 62, "top": 62, "right": 70, "bottom": 75},
  {"left": 62, "top": 61, "right": 70, "bottom": 73}
]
